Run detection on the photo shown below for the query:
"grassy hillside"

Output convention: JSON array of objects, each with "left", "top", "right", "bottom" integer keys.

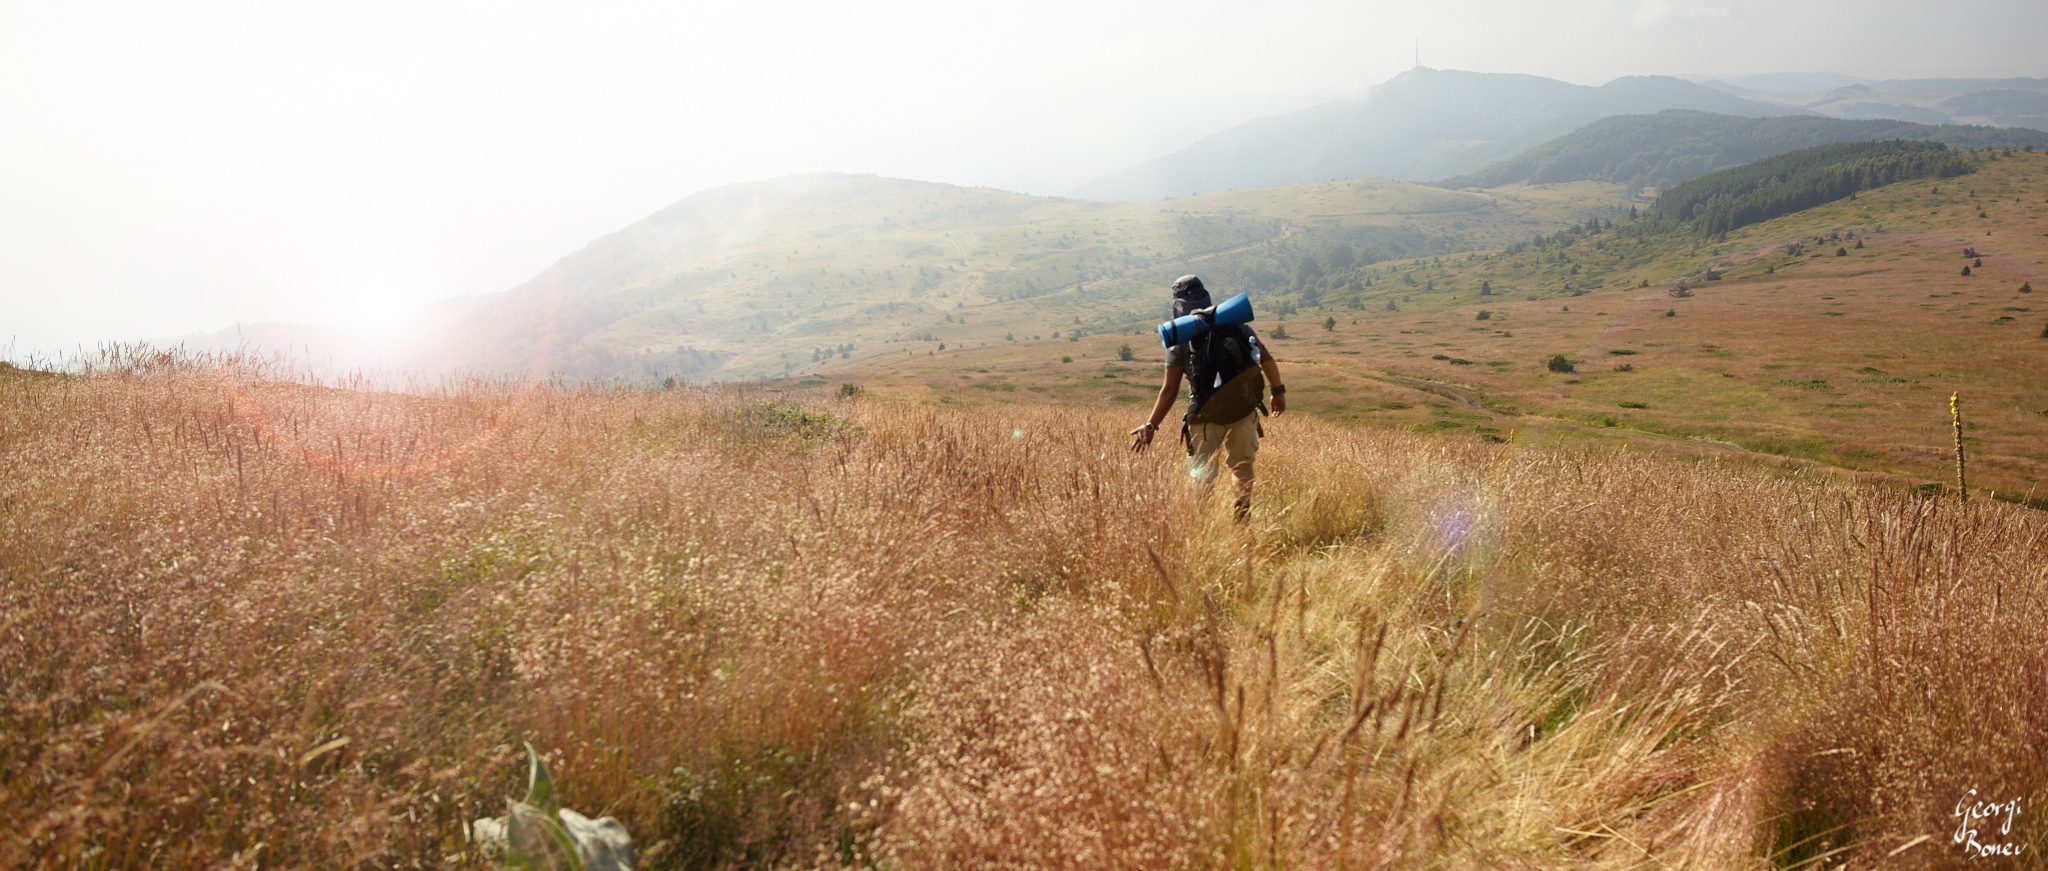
[
  {"left": 825, "top": 150, "right": 2048, "bottom": 500},
  {"left": 1944, "top": 88, "right": 2048, "bottom": 128},
  {"left": 385, "top": 173, "right": 1633, "bottom": 384},
  {"left": 1436, "top": 109, "right": 2048, "bottom": 192},
  {"left": 6, "top": 357, "right": 2042, "bottom": 867},
  {"left": 1067, "top": 68, "right": 1803, "bottom": 202}
]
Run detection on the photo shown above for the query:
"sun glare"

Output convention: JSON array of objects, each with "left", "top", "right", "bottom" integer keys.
[{"left": 331, "top": 284, "right": 430, "bottom": 348}]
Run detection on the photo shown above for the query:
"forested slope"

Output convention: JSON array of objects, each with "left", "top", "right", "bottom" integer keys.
[{"left": 1649, "top": 140, "right": 1975, "bottom": 235}]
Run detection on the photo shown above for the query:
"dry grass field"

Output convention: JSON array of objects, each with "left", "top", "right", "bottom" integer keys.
[
  {"left": 4, "top": 350, "right": 2044, "bottom": 869},
  {"left": 845, "top": 153, "right": 2048, "bottom": 502}
]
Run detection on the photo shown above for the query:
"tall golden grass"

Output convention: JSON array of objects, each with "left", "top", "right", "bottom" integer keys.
[{"left": 2, "top": 349, "right": 2042, "bottom": 869}]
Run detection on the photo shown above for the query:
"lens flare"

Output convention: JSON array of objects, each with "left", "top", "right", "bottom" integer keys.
[{"left": 208, "top": 273, "right": 563, "bottom": 482}]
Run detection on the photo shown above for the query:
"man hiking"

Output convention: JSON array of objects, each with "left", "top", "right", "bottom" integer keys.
[{"left": 1128, "top": 274, "right": 1286, "bottom": 520}]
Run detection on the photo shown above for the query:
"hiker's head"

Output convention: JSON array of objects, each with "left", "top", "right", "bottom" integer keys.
[{"left": 1171, "top": 275, "right": 1211, "bottom": 317}]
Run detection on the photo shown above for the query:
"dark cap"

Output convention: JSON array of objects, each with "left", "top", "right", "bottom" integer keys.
[{"left": 1169, "top": 275, "right": 1212, "bottom": 318}]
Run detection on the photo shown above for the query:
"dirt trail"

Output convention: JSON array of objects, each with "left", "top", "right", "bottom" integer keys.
[{"left": 1288, "top": 359, "right": 1495, "bottom": 414}]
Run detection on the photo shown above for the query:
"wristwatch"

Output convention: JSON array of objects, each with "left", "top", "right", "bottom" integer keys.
[
  {"left": 1271, "top": 384, "right": 1287, "bottom": 396},
  {"left": 1142, "top": 421, "right": 1159, "bottom": 431}
]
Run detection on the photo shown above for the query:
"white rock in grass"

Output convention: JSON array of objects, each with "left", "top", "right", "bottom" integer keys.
[
  {"left": 507, "top": 799, "right": 579, "bottom": 868},
  {"left": 473, "top": 803, "right": 635, "bottom": 870},
  {"left": 470, "top": 816, "right": 509, "bottom": 858},
  {"left": 469, "top": 743, "right": 637, "bottom": 869},
  {"left": 559, "top": 808, "right": 636, "bottom": 871}
]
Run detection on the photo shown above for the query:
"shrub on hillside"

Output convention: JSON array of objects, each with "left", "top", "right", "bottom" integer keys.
[{"left": 1547, "top": 354, "right": 1575, "bottom": 373}]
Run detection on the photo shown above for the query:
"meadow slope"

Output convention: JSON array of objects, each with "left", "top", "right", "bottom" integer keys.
[
  {"left": 243, "top": 173, "right": 1632, "bottom": 385},
  {"left": 3, "top": 356, "right": 2043, "bottom": 869},
  {"left": 828, "top": 151, "right": 2048, "bottom": 500}
]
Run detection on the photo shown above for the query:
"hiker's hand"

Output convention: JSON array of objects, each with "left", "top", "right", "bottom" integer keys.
[
  {"left": 1271, "top": 393, "right": 1287, "bottom": 416},
  {"left": 1129, "top": 423, "right": 1156, "bottom": 452}
]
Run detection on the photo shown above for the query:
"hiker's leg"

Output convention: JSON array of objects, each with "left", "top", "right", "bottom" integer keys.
[
  {"left": 1229, "top": 463, "right": 1254, "bottom": 521},
  {"left": 1187, "top": 422, "right": 1225, "bottom": 486},
  {"left": 1221, "top": 413, "right": 1260, "bottom": 521}
]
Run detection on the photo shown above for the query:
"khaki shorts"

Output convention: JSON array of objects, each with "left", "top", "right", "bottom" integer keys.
[{"left": 1187, "top": 412, "right": 1260, "bottom": 483}]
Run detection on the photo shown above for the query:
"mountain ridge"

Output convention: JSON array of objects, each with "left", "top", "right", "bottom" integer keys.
[
  {"left": 1067, "top": 68, "right": 1806, "bottom": 203},
  {"left": 1435, "top": 110, "right": 2048, "bottom": 191}
]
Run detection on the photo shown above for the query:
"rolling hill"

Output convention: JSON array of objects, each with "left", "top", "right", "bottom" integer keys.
[
  {"left": 1434, "top": 110, "right": 2048, "bottom": 192},
  {"left": 1065, "top": 67, "right": 1805, "bottom": 203},
  {"left": 214, "top": 173, "right": 1634, "bottom": 384}
]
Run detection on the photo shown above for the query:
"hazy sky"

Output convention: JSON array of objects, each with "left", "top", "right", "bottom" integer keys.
[{"left": 5, "top": 0, "right": 2044, "bottom": 358}]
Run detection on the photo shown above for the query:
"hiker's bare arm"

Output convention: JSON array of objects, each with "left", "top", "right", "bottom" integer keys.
[
  {"left": 1261, "top": 355, "right": 1286, "bottom": 416},
  {"left": 1130, "top": 365, "right": 1185, "bottom": 451}
]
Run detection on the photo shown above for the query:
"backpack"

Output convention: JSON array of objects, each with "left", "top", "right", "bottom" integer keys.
[{"left": 1184, "top": 323, "right": 1267, "bottom": 428}]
